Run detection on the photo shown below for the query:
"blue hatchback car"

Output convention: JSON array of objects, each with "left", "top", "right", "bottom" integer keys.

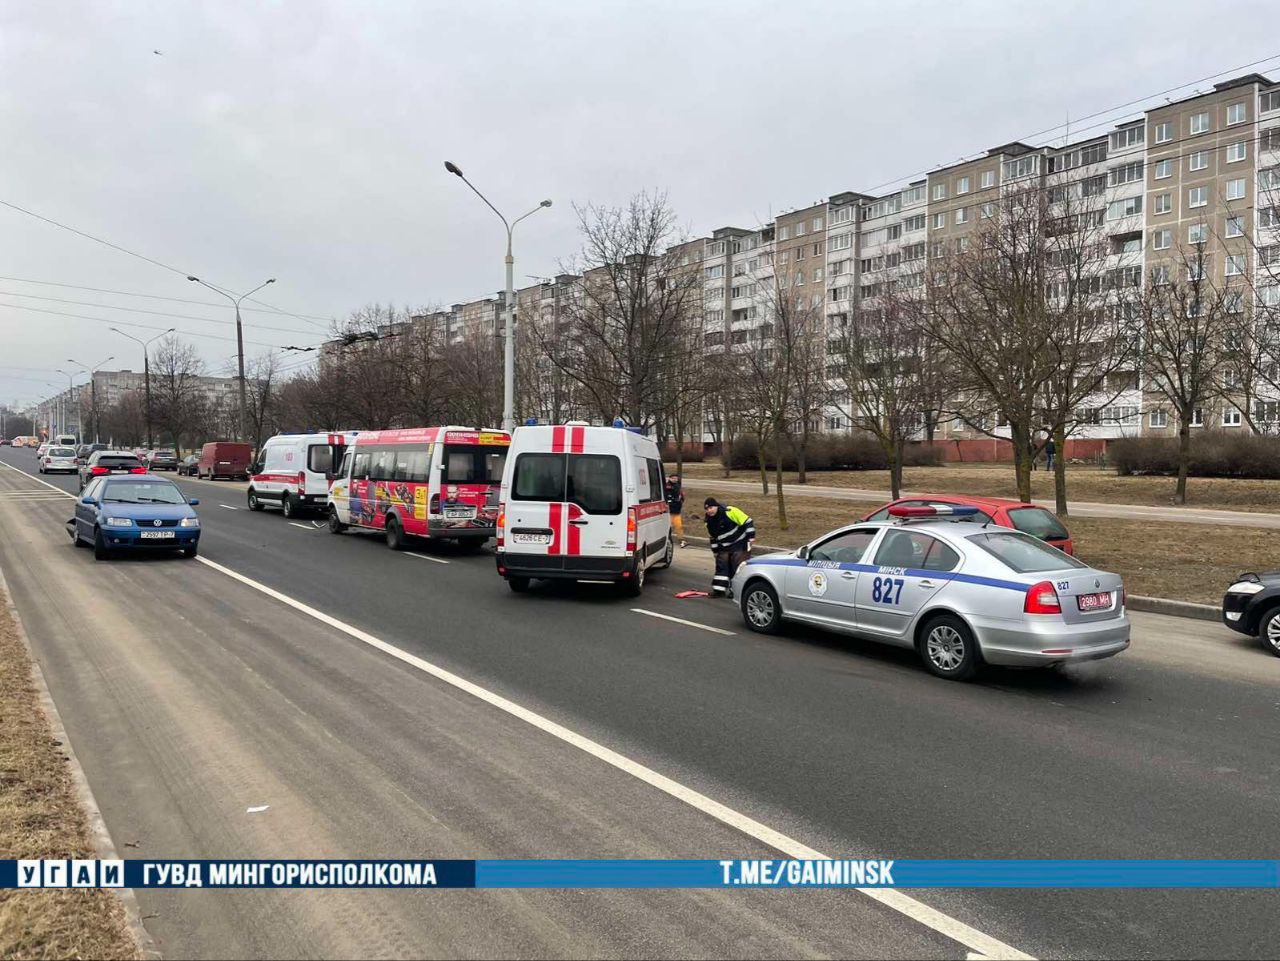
[{"left": 69, "top": 475, "right": 201, "bottom": 560}]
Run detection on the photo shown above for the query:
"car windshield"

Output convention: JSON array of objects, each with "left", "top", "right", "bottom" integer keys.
[
  {"left": 967, "top": 531, "right": 1086, "bottom": 573},
  {"left": 102, "top": 482, "right": 187, "bottom": 505}
]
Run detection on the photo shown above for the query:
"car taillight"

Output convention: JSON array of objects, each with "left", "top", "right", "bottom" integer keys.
[
  {"left": 90, "top": 466, "right": 110, "bottom": 475},
  {"left": 496, "top": 503, "right": 505, "bottom": 548},
  {"left": 297, "top": 470, "right": 305, "bottom": 490},
  {"left": 43, "top": 457, "right": 51, "bottom": 464},
  {"left": 129, "top": 467, "right": 148, "bottom": 474},
  {"left": 626, "top": 507, "right": 637, "bottom": 552},
  {"left": 430, "top": 493, "right": 440, "bottom": 514},
  {"left": 1024, "top": 580, "right": 1062, "bottom": 615}
]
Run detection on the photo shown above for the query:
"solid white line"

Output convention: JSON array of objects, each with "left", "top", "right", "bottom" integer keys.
[
  {"left": 631, "top": 608, "right": 736, "bottom": 636},
  {"left": 404, "top": 551, "right": 450, "bottom": 565},
  {"left": 288, "top": 522, "right": 315, "bottom": 531},
  {"left": 219, "top": 504, "right": 238, "bottom": 510},
  {"left": 0, "top": 461, "right": 73, "bottom": 497},
  {"left": 192, "top": 554, "right": 1030, "bottom": 960}
]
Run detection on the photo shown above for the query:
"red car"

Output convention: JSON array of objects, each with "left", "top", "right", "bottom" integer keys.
[{"left": 860, "top": 494, "right": 1074, "bottom": 555}]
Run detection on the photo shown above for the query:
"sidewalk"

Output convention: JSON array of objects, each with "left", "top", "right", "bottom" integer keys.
[{"left": 682, "top": 476, "right": 1280, "bottom": 530}]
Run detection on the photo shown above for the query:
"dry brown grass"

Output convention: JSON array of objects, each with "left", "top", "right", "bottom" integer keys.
[
  {"left": 0, "top": 598, "right": 140, "bottom": 960},
  {"left": 683, "top": 487, "right": 1261, "bottom": 605},
  {"left": 673, "top": 460, "right": 1280, "bottom": 513}
]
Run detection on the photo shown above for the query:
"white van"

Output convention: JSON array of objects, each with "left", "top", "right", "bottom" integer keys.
[
  {"left": 247, "top": 432, "right": 358, "bottom": 518},
  {"left": 496, "top": 422, "right": 673, "bottom": 595}
]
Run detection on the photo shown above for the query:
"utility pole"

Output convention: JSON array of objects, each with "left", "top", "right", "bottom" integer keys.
[
  {"left": 444, "top": 160, "right": 551, "bottom": 432},
  {"left": 187, "top": 277, "right": 275, "bottom": 441}
]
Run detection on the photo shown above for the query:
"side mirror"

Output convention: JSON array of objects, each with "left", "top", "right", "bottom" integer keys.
[
  {"left": 187, "top": 498, "right": 200, "bottom": 506},
  {"left": 797, "top": 545, "right": 811, "bottom": 561},
  {"left": 80, "top": 496, "right": 95, "bottom": 506}
]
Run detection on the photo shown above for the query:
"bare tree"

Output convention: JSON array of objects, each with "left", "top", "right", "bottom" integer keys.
[
  {"left": 244, "top": 352, "right": 283, "bottom": 454},
  {"left": 151, "top": 336, "right": 209, "bottom": 451}
]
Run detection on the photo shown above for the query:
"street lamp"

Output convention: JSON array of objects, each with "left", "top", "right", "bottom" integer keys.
[
  {"left": 187, "top": 276, "right": 275, "bottom": 441},
  {"left": 54, "top": 369, "right": 86, "bottom": 443},
  {"left": 109, "top": 327, "right": 175, "bottom": 448},
  {"left": 66, "top": 355, "right": 114, "bottom": 444},
  {"left": 445, "top": 160, "right": 551, "bottom": 432}
]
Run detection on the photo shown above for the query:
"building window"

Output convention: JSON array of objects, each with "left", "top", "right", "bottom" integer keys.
[
  {"left": 779, "top": 226, "right": 790, "bottom": 241},
  {"left": 829, "top": 232, "right": 852, "bottom": 251},
  {"left": 903, "top": 213, "right": 926, "bottom": 232},
  {"left": 812, "top": 217, "right": 823, "bottom": 232},
  {"left": 1227, "top": 141, "right": 1247, "bottom": 163},
  {"left": 1106, "top": 196, "right": 1143, "bottom": 220},
  {"left": 1189, "top": 150, "right": 1209, "bottom": 172},
  {"left": 1227, "top": 102, "right": 1246, "bottom": 125},
  {"left": 932, "top": 183, "right": 947, "bottom": 200},
  {"left": 1188, "top": 186, "right": 1208, "bottom": 208},
  {"left": 1264, "top": 90, "right": 1280, "bottom": 113},
  {"left": 931, "top": 212, "right": 946, "bottom": 229},
  {"left": 1190, "top": 409, "right": 1204, "bottom": 427},
  {"left": 1227, "top": 178, "right": 1246, "bottom": 201},
  {"left": 955, "top": 207, "right": 968, "bottom": 224},
  {"left": 1154, "top": 192, "right": 1172, "bottom": 214},
  {"left": 980, "top": 202, "right": 994, "bottom": 219},
  {"left": 1263, "top": 167, "right": 1280, "bottom": 189},
  {"left": 1186, "top": 258, "right": 1208, "bottom": 281},
  {"left": 1003, "top": 155, "right": 1038, "bottom": 179},
  {"left": 1155, "top": 159, "right": 1173, "bottom": 179},
  {"left": 957, "top": 176, "right": 970, "bottom": 194},
  {"left": 1226, "top": 215, "right": 1245, "bottom": 238},
  {"left": 1154, "top": 121, "right": 1173, "bottom": 144},
  {"left": 1149, "top": 410, "right": 1168, "bottom": 429},
  {"left": 1151, "top": 265, "right": 1170, "bottom": 286},
  {"left": 1153, "top": 229, "right": 1172, "bottom": 250},
  {"left": 1190, "top": 112, "right": 1210, "bottom": 135},
  {"left": 1188, "top": 223, "right": 1207, "bottom": 244},
  {"left": 1223, "top": 409, "right": 1243, "bottom": 427},
  {"left": 1109, "top": 125, "right": 1144, "bottom": 150},
  {"left": 980, "top": 170, "right": 995, "bottom": 189},
  {"left": 1226, "top": 254, "right": 1246, "bottom": 276},
  {"left": 1108, "top": 161, "right": 1144, "bottom": 186}
]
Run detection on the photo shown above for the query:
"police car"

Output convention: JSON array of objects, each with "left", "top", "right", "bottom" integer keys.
[{"left": 730, "top": 504, "right": 1129, "bottom": 680}]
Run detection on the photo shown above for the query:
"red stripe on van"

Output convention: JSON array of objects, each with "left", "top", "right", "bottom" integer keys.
[
  {"left": 548, "top": 502, "right": 562, "bottom": 555},
  {"left": 567, "top": 503, "right": 582, "bottom": 555},
  {"left": 570, "top": 426, "right": 585, "bottom": 453},
  {"left": 551, "top": 426, "right": 566, "bottom": 453}
]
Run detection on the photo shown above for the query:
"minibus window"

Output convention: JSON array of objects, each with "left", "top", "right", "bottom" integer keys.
[
  {"left": 567, "top": 454, "right": 622, "bottom": 515},
  {"left": 443, "top": 444, "right": 508, "bottom": 484},
  {"left": 338, "top": 450, "right": 353, "bottom": 478},
  {"left": 485, "top": 450, "right": 507, "bottom": 483},
  {"left": 353, "top": 451, "right": 372, "bottom": 480}
]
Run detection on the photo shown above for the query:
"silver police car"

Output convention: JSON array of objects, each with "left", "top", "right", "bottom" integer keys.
[{"left": 730, "top": 504, "right": 1129, "bottom": 680}]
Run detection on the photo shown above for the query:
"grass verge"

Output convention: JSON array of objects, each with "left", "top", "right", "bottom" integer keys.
[
  {"left": 0, "top": 591, "right": 140, "bottom": 960},
  {"left": 672, "top": 461, "right": 1280, "bottom": 513},
  {"left": 679, "top": 483, "right": 1260, "bottom": 605}
]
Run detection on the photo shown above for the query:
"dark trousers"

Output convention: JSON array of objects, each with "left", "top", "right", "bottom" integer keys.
[{"left": 712, "top": 546, "right": 748, "bottom": 597}]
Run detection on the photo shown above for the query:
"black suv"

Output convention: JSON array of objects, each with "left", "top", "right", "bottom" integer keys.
[
  {"left": 78, "top": 450, "right": 144, "bottom": 490},
  {"left": 148, "top": 449, "right": 178, "bottom": 471}
]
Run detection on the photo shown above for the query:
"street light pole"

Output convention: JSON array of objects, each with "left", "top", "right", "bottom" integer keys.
[
  {"left": 66, "top": 356, "right": 114, "bottom": 444},
  {"left": 187, "top": 277, "right": 276, "bottom": 441},
  {"left": 54, "top": 369, "right": 85, "bottom": 443},
  {"left": 444, "top": 160, "right": 551, "bottom": 432},
  {"left": 109, "top": 327, "right": 175, "bottom": 448}
]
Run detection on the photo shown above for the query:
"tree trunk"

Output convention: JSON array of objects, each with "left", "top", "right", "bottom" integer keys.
[
  {"left": 758, "top": 434, "right": 769, "bottom": 496},
  {"left": 892, "top": 437, "right": 905, "bottom": 499},
  {"left": 797, "top": 428, "right": 808, "bottom": 485},
  {"left": 1176, "top": 417, "right": 1191, "bottom": 505},
  {"left": 1011, "top": 424, "right": 1032, "bottom": 502},
  {"left": 1053, "top": 423, "right": 1068, "bottom": 516},
  {"left": 774, "top": 435, "right": 787, "bottom": 531}
]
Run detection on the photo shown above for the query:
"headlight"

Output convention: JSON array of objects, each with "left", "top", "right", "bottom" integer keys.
[
  {"left": 104, "top": 517, "right": 132, "bottom": 528},
  {"left": 179, "top": 517, "right": 200, "bottom": 528},
  {"left": 1227, "top": 581, "right": 1265, "bottom": 595}
]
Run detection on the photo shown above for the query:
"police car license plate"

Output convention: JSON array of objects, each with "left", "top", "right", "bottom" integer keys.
[
  {"left": 512, "top": 532, "right": 551, "bottom": 545},
  {"left": 1077, "top": 591, "right": 1112, "bottom": 612},
  {"left": 445, "top": 507, "right": 476, "bottom": 519},
  {"left": 139, "top": 530, "right": 175, "bottom": 540}
]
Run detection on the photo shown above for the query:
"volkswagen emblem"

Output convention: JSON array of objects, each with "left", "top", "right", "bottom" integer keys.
[{"left": 154, "top": 519, "right": 163, "bottom": 527}]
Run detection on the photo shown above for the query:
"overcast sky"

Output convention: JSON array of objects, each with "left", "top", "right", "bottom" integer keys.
[{"left": 2, "top": 0, "right": 1277, "bottom": 407}]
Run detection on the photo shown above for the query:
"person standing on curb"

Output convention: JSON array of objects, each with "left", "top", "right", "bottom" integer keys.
[
  {"left": 665, "top": 474, "right": 687, "bottom": 548},
  {"left": 703, "top": 497, "right": 755, "bottom": 598}
]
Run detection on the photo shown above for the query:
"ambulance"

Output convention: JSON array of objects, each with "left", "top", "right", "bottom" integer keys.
[
  {"left": 327, "top": 426, "right": 510, "bottom": 549},
  {"left": 248, "top": 432, "right": 358, "bottom": 518},
  {"left": 495, "top": 421, "right": 674, "bottom": 595}
]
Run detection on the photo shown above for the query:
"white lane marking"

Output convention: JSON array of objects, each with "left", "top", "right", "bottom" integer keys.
[
  {"left": 404, "top": 551, "right": 450, "bottom": 565},
  {"left": 219, "top": 504, "right": 238, "bottom": 510},
  {"left": 0, "top": 461, "right": 74, "bottom": 496},
  {"left": 192, "top": 554, "right": 1031, "bottom": 960},
  {"left": 246, "top": 805, "right": 270, "bottom": 814},
  {"left": 288, "top": 522, "right": 315, "bottom": 531},
  {"left": 631, "top": 608, "right": 736, "bottom": 636}
]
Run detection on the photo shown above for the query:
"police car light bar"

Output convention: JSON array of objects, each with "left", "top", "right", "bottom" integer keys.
[{"left": 887, "top": 504, "right": 981, "bottom": 518}]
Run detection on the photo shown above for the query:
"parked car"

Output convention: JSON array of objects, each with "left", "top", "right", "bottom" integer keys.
[
  {"left": 78, "top": 450, "right": 145, "bottom": 490},
  {"left": 39, "top": 445, "right": 78, "bottom": 474},
  {"left": 861, "top": 494, "right": 1074, "bottom": 555},
  {"left": 75, "top": 443, "right": 108, "bottom": 465},
  {"left": 68, "top": 474, "right": 200, "bottom": 559},
  {"left": 251, "top": 431, "right": 358, "bottom": 518},
  {"left": 177, "top": 453, "right": 200, "bottom": 476},
  {"left": 197, "top": 441, "right": 253, "bottom": 480},
  {"left": 147, "top": 448, "right": 178, "bottom": 471},
  {"left": 494, "top": 422, "right": 672, "bottom": 595},
  {"left": 733, "top": 503, "right": 1127, "bottom": 681},
  {"left": 1222, "top": 571, "right": 1280, "bottom": 657},
  {"left": 35, "top": 442, "right": 50, "bottom": 460}
]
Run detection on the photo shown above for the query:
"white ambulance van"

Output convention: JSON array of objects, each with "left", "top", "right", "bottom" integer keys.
[
  {"left": 247, "top": 431, "right": 358, "bottom": 518},
  {"left": 496, "top": 422, "right": 673, "bottom": 595}
]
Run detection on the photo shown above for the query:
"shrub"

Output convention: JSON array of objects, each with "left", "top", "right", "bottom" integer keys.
[
  {"left": 727, "top": 434, "right": 942, "bottom": 472},
  {"left": 661, "top": 442, "right": 705, "bottom": 463},
  {"left": 1109, "top": 431, "right": 1280, "bottom": 479}
]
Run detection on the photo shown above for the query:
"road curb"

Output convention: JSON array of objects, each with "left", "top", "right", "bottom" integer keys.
[
  {"left": 0, "top": 568, "right": 162, "bottom": 960},
  {"left": 1126, "top": 594, "right": 1220, "bottom": 622}
]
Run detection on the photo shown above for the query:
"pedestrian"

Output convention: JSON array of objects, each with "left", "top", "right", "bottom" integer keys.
[
  {"left": 664, "top": 475, "right": 687, "bottom": 548},
  {"left": 703, "top": 497, "right": 755, "bottom": 598},
  {"left": 1045, "top": 434, "right": 1056, "bottom": 471}
]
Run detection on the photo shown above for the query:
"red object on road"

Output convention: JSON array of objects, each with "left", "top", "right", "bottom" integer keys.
[
  {"left": 861, "top": 493, "right": 1074, "bottom": 555},
  {"left": 674, "top": 590, "right": 710, "bottom": 598}
]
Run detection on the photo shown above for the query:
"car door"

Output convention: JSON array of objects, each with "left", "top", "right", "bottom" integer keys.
[
  {"left": 783, "top": 528, "right": 881, "bottom": 623},
  {"left": 76, "top": 478, "right": 104, "bottom": 540},
  {"left": 855, "top": 529, "right": 962, "bottom": 643}
]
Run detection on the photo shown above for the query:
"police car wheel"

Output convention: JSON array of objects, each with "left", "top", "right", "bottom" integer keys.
[
  {"left": 742, "top": 582, "right": 781, "bottom": 634},
  {"left": 920, "top": 615, "right": 979, "bottom": 680},
  {"left": 1261, "top": 607, "right": 1280, "bottom": 657}
]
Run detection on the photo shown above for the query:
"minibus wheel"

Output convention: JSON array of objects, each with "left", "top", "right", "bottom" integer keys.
[{"left": 385, "top": 515, "right": 405, "bottom": 551}]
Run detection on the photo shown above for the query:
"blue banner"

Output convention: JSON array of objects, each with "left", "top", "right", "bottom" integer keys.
[{"left": 3, "top": 859, "right": 1278, "bottom": 889}]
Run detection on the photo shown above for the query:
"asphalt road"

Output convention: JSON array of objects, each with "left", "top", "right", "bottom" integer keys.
[{"left": 2, "top": 446, "right": 1278, "bottom": 960}]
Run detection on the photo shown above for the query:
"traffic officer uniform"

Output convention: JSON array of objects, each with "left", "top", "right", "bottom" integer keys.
[{"left": 703, "top": 497, "right": 755, "bottom": 597}]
